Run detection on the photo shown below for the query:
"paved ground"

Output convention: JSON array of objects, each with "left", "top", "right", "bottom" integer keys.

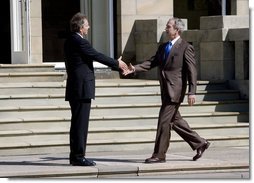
[{"left": 0, "top": 145, "right": 250, "bottom": 179}]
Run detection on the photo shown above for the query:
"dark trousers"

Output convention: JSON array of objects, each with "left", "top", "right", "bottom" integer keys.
[
  {"left": 69, "top": 99, "right": 91, "bottom": 159},
  {"left": 152, "top": 101, "right": 206, "bottom": 159}
]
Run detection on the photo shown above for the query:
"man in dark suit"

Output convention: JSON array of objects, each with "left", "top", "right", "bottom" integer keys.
[
  {"left": 124, "top": 17, "right": 210, "bottom": 163},
  {"left": 64, "top": 12, "right": 127, "bottom": 166}
]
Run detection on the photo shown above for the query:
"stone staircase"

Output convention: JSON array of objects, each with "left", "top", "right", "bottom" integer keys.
[{"left": 0, "top": 64, "right": 249, "bottom": 156}]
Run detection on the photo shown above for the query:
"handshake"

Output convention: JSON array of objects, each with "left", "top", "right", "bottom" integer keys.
[{"left": 117, "top": 56, "right": 135, "bottom": 76}]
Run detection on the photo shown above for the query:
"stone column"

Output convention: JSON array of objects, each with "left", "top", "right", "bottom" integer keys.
[
  {"left": 30, "top": 0, "right": 43, "bottom": 64},
  {"left": 235, "top": 41, "right": 248, "bottom": 80}
]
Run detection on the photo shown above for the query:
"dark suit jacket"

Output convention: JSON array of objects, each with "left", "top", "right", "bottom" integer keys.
[
  {"left": 134, "top": 38, "right": 197, "bottom": 103},
  {"left": 64, "top": 33, "right": 119, "bottom": 101}
]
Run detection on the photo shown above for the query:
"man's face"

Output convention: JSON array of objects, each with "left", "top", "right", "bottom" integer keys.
[
  {"left": 80, "top": 19, "right": 90, "bottom": 36},
  {"left": 165, "top": 20, "right": 178, "bottom": 40}
]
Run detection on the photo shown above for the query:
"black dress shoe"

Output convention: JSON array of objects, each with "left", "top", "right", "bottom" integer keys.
[
  {"left": 145, "top": 157, "right": 166, "bottom": 163},
  {"left": 193, "top": 141, "right": 210, "bottom": 161},
  {"left": 70, "top": 157, "right": 96, "bottom": 166}
]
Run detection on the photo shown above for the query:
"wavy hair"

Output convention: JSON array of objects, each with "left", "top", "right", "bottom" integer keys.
[{"left": 70, "top": 12, "right": 87, "bottom": 33}]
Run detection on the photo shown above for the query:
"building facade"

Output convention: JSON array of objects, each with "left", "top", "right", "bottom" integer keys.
[{"left": 1, "top": 0, "right": 249, "bottom": 97}]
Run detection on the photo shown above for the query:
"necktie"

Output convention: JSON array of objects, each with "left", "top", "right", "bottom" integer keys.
[{"left": 164, "top": 41, "right": 172, "bottom": 64}]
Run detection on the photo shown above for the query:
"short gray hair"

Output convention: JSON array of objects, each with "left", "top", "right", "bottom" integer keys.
[{"left": 168, "top": 17, "right": 185, "bottom": 34}]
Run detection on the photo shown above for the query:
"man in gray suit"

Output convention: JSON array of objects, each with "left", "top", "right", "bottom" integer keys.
[{"left": 124, "top": 17, "right": 210, "bottom": 163}]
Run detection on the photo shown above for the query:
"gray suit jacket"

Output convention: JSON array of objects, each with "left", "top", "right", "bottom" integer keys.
[{"left": 134, "top": 38, "right": 197, "bottom": 103}]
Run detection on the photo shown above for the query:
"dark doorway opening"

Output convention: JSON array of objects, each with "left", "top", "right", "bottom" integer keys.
[
  {"left": 0, "top": 0, "right": 11, "bottom": 64},
  {"left": 174, "top": 0, "right": 232, "bottom": 30},
  {"left": 41, "top": 0, "right": 80, "bottom": 62}
]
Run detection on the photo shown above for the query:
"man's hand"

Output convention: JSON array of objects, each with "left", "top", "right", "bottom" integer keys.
[
  {"left": 123, "top": 63, "right": 135, "bottom": 76},
  {"left": 118, "top": 56, "right": 128, "bottom": 74},
  {"left": 188, "top": 95, "right": 196, "bottom": 106}
]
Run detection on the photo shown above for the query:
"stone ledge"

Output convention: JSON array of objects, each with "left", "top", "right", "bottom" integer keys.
[
  {"left": 0, "top": 146, "right": 249, "bottom": 178},
  {"left": 200, "top": 15, "right": 249, "bottom": 30}
]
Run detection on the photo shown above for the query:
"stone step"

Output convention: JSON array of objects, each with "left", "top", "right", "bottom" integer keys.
[
  {"left": 0, "top": 132, "right": 249, "bottom": 154},
  {"left": 0, "top": 64, "right": 56, "bottom": 73},
  {"left": 0, "top": 92, "right": 239, "bottom": 103},
  {"left": 0, "top": 120, "right": 249, "bottom": 153},
  {"left": 95, "top": 90, "right": 240, "bottom": 102},
  {"left": 0, "top": 72, "right": 65, "bottom": 82},
  {"left": 96, "top": 84, "right": 228, "bottom": 93},
  {"left": 0, "top": 122, "right": 249, "bottom": 142},
  {"left": 0, "top": 146, "right": 249, "bottom": 178},
  {"left": 0, "top": 76, "right": 248, "bottom": 159},
  {"left": 0, "top": 79, "right": 228, "bottom": 92},
  {"left": 0, "top": 89, "right": 241, "bottom": 107},
  {"left": 0, "top": 123, "right": 248, "bottom": 139},
  {"left": 0, "top": 96, "right": 241, "bottom": 108},
  {"left": 94, "top": 100, "right": 249, "bottom": 114},
  {"left": 0, "top": 101, "right": 248, "bottom": 119},
  {"left": 87, "top": 124, "right": 249, "bottom": 141},
  {"left": 95, "top": 79, "right": 226, "bottom": 88},
  {"left": 0, "top": 112, "right": 249, "bottom": 130},
  {"left": 1, "top": 166, "right": 249, "bottom": 178},
  {"left": 0, "top": 137, "right": 249, "bottom": 157}
]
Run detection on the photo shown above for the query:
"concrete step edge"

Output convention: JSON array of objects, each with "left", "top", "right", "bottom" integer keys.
[
  {"left": 0, "top": 100, "right": 249, "bottom": 111},
  {"left": 0, "top": 72, "right": 65, "bottom": 77},
  {"left": 0, "top": 89, "right": 241, "bottom": 100},
  {"left": 1, "top": 168, "right": 98, "bottom": 178},
  {"left": 0, "top": 79, "right": 227, "bottom": 88},
  {"left": 0, "top": 117, "right": 69, "bottom": 124},
  {"left": 0, "top": 64, "right": 55, "bottom": 68},
  {"left": 95, "top": 79, "right": 227, "bottom": 87},
  {"left": 138, "top": 163, "right": 249, "bottom": 175},
  {"left": 96, "top": 90, "right": 240, "bottom": 97},
  {"left": 0, "top": 123, "right": 249, "bottom": 136},
  {"left": 0, "top": 82, "right": 66, "bottom": 88},
  {"left": 0, "top": 112, "right": 249, "bottom": 124},
  {"left": 0, "top": 135, "right": 249, "bottom": 149},
  {"left": 1, "top": 162, "right": 248, "bottom": 178}
]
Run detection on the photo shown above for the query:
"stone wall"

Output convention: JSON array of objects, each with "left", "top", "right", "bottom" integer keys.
[
  {"left": 117, "top": 0, "right": 173, "bottom": 65},
  {"left": 30, "top": 0, "right": 43, "bottom": 64},
  {"left": 183, "top": 15, "right": 249, "bottom": 99},
  {"left": 127, "top": 15, "right": 249, "bottom": 98},
  {"left": 184, "top": 15, "right": 249, "bottom": 81}
]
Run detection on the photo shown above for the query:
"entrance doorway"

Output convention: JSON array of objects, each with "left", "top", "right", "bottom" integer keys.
[
  {"left": 0, "top": 1, "right": 11, "bottom": 64},
  {"left": 41, "top": 0, "right": 80, "bottom": 63},
  {"left": 41, "top": 0, "right": 116, "bottom": 68}
]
